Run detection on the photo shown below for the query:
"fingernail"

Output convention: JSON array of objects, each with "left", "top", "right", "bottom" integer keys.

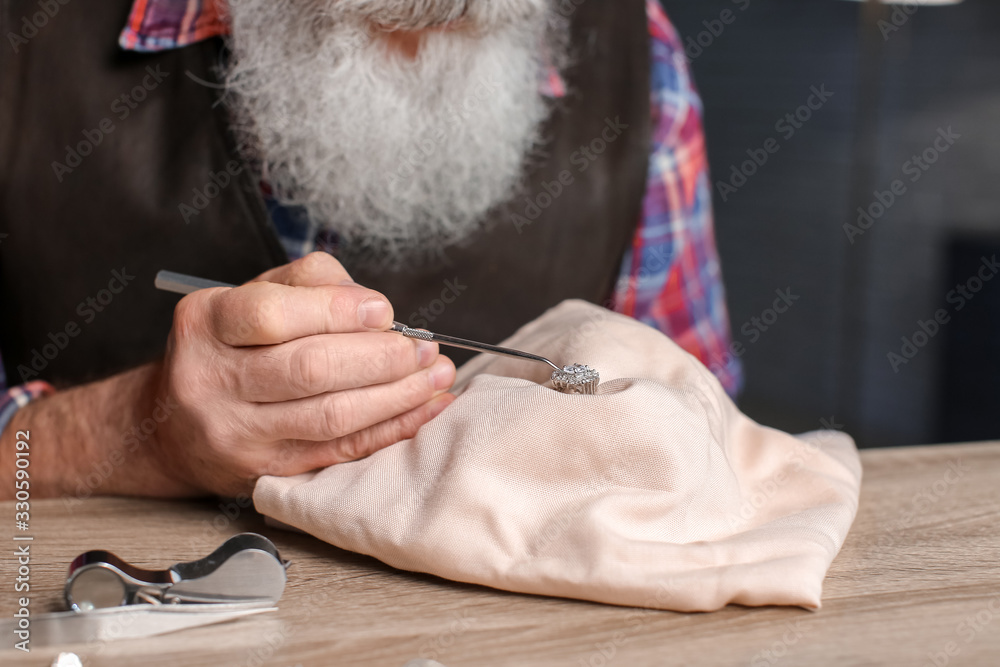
[
  {"left": 339, "top": 278, "right": 357, "bottom": 286},
  {"left": 358, "top": 298, "right": 390, "bottom": 328},
  {"left": 427, "top": 394, "right": 453, "bottom": 419},
  {"left": 416, "top": 340, "right": 438, "bottom": 368},
  {"left": 428, "top": 358, "right": 455, "bottom": 391}
]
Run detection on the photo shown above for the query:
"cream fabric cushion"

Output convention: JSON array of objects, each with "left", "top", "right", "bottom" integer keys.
[{"left": 254, "top": 300, "right": 862, "bottom": 611}]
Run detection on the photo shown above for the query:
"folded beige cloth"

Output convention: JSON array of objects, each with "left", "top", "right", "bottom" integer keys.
[{"left": 254, "top": 300, "right": 862, "bottom": 611}]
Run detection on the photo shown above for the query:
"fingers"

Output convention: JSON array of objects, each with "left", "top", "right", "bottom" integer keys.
[
  {"left": 204, "top": 281, "right": 394, "bottom": 346},
  {"left": 298, "top": 392, "right": 456, "bottom": 469},
  {"left": 251, "top": 251, "right": 353, "bottom": 287},
  {"left": 252, "top": 392, "right": 456, "bottom": 479},
  {"left": 175, "top": 253, "right": 393, "bottom": 347},
  {"left": 249, "top": 355, "right": 456, "bottom": 442},
  {"left": 231, "top": 332, "right": 440, "bottom": 402}
]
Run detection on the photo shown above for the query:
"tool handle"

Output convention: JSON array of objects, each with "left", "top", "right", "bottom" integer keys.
[{"left": 155, "top": 270, "right": 234, "bottom": 295}]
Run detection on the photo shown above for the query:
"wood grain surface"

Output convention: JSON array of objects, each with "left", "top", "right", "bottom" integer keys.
[{"left": 2, "top": 442, "right": 999, "bottom": 667}]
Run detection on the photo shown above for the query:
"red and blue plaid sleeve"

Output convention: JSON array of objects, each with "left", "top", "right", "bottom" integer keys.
[
  {"left": 610, "top": 1, "right": 743, "bottom": 396},
  {"left": 119, "top": 0, "right": 228, "bottom": 52},
  {"left": 0, "top": 354, "right": 55, "bottom": 434}
]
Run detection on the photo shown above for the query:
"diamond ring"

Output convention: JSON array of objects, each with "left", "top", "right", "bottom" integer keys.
[{"left": 551, "top": 364, "right": 600, "bottom": 395}]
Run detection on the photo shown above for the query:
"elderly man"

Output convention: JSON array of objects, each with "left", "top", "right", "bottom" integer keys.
[{"left": 0, "top": 0, "right": 739, "bottom": 499}]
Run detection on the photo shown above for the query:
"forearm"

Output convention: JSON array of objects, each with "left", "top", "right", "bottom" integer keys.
[{"left": 0, "top": 362, "right": 201, "bottom": 501}]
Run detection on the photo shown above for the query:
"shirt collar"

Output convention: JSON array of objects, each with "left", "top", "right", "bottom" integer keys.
[{"left": 119, "top": 0, "right": 228, "bottom": 52}]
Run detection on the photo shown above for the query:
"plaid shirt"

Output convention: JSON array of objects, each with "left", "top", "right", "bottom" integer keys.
[{"left": 0, "top": 0, "right": 741, "bottom": 433}]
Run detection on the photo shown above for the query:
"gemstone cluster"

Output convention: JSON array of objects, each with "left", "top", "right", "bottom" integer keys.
[{"left": 551, "top": 364, "right": 600, "bottom": 394}]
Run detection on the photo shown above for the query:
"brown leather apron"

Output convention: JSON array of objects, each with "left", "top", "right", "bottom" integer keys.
[{"left": 0, "top": 0, "right": 650, "bottom": 385}]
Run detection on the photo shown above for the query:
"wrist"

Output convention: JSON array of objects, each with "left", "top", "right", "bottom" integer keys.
[
  {"left": 84, "top": 362, "right": 203, "bottom": 499},
  {"left": 2, "top": 363, "right": 202, "bottom": 501}
]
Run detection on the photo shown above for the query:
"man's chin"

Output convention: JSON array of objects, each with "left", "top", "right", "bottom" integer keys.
[{"left": 224, "top": 0, "right": 562, "bottom": 268}]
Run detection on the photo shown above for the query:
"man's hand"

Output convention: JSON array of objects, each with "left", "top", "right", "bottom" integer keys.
[
  {"left": 151, "top": 253, "right": 456, "bottom": 495},
  {"left": 0, "top": 253, "right": 455, "bottom": 500}
]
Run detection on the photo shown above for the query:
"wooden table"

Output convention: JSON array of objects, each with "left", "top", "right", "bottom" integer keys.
[{"left": 3, "top": 442, "right": 999, "bottom": 666}]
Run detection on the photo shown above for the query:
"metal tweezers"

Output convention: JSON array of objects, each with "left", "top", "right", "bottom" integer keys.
[
  {"left": 388, "top": 321, "right": 561, "bottom": 371},
  {"left": 154, "top": 271, "right": 599, "bottom": 393},
  {"left": 155, "top": 270, "right": 564, "bottom": 371}
]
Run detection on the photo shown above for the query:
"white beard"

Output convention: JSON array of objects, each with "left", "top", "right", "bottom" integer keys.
[{"left": 224, "top": 0, "right": 565, "bottom": 267}]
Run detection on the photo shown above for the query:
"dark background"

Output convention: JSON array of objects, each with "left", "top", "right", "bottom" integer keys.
[{"left": 660, "top": 0, "right": 1000, "bottom": 447}]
